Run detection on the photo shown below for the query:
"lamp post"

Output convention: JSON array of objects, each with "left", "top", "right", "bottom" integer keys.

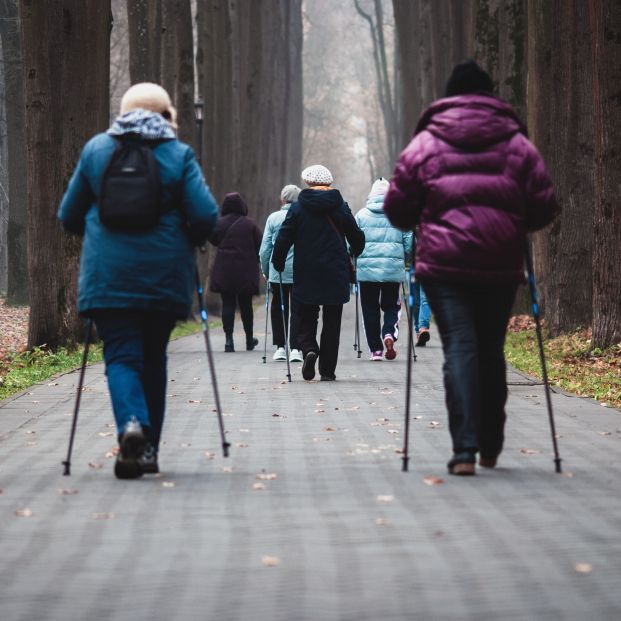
[{"left": 194, "top": 97, "right": 204, "bottom": 167}]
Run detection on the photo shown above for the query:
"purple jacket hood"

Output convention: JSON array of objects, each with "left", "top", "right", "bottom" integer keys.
[{"left": 415, "top": 94, "right": 527, "bottom": 149}]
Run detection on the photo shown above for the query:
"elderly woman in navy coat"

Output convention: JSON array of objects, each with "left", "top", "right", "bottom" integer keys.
[{"left": 272, "top": 165, "right": 365, "bottom": 382}]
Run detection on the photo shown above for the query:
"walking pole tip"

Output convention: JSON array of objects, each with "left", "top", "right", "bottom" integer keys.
[
  {"left": 62, "top": 461, "right": 71, "bottom": 476},
  {"left": 401, "top": 456, "right": 409, "bottom": 472},
  {"left": 554, "top": 457, "right": 562, "bottom": 473}
]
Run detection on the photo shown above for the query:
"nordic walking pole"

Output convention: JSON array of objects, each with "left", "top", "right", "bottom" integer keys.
[
  {"left": 262, "top": 286, "right": 270, "bottom": 364},
  {"left": 62, "top": 319, "right": 94, "bottom": 476},
  {"left": 195, "top": 266, "right": 230, "bottom": 458},
  {"left": 401, "top": 260, "right": 416, "bottom": 472},
  {"left": 402, "top": 280, "right": 417, "bottom": 361},
  {"left": 353, "top": 257, "right": 362, "bottom": 358},
  {"left": 278, "top": 273, "right": 292, "bottom": 382},
  {"left": 524, "top": 240, "right": 562, "bottom": 473}
]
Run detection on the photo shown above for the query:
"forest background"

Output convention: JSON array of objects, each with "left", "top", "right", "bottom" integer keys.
[{"left": 0, "top": 1, "right": 619, "bottom": 403}]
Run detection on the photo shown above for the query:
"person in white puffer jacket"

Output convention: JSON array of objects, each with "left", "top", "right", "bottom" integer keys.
[
  {"left": 259, "top": 184, "right": 303, "bottom": 362},
  {"left": 355, "top": 178, "right": 413, "bottom": 360}
]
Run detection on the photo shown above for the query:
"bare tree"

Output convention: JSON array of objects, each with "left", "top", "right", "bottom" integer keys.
[
  {"left": 127, "top": 0, "right": 161, "bottom": 83},
  {"left": 0, "top": 0, "right": 28, "bottom": 304},
  {"left": 21, "top": 0, "right": 111, "bottom": 348},
  {"left": 588, "top": 0, "right": 621, "bottom": 347}
]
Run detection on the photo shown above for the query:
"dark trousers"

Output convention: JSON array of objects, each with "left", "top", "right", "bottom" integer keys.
[
  {"left": 269, "top": 282, "right": 299, "bottom": 349},
  {"left": 421, "top": 278, "right": 517, "bottom": 457},
  {"left": 296, "top": 303, "right": 343, "bottom": 379},
  {"left": 221, "top": 292, "right": 254, "bottom": 338},
  {"left": 93, "top": 310, "right": 177, "bottom": 451},
  {"left": 359, "top": 281, "right": 401, "bottom": 352}
]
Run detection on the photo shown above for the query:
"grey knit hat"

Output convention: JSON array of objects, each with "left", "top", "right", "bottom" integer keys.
[{"left": 280, "top": 184, "right": 301, "bottom": 203}]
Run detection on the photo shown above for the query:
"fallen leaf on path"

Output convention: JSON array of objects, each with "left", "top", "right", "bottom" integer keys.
[
  {"left": 423, "top": 476, "right": 444, "bottom": 486},
  {"left": 395, "top": 448, "right": 404, "bottom": 454},
  {"left": 520, "top": 448, "right": 540, "bottom": 455},
  {"left": 236, "top": 443, "right": 249, "bottom": 448},
  {"left": 57, "top": 489, "right": 79, "bottom": 495},
  {"left": 222, "top": 466, "right": 233, "bottom": 473},
  {"left": 414, "top": 416, "right": 423, "bottom": 420},
  {"left": 162, "top": 481, "right": 175, "bottom": 488},
  {"left": 25, "top": 430, "right": 36, "bottom": 435},
  {"left": 180, "top": 442, "right": 192, "bottom": 448},
  {"left": 272, "top": 413, "right": 281, "bottom": 417},
  {"left": 574, "top": 563, "right": 593, "bottom": 574},
  {"left": 598, "top": 431, "right": 612, "bottom": 436},
  {"left": 204, "top": 452, "right": 216, "bottom": 460},
  {"left": 188, "top": 399, "right": 201, "bottom": 404},
  {"left": 91, "top": 512, "right": 115, "bottom": 520},
  {"left": 377, "top": 417, "right": 389, "bottom": 422},
  {"left": 15, "top": 508, "right": 33, "bottom": 517},
  {"left": 47, "top": 382, "right": 59, "bottom": 387},
  {"left": 256, "top": 473, "right": 277, "bottom": 480},
  {"left": 262, "top": 556, "right": 279, "bottom": 567},
  {"left": 346, "top": 406, "right": 360, "bottom": 411},
  {"left": 375, "top": 517, "right": 389, "bottom": 526},
  {"left": 315, "top": 409, "right": 325, "bottom": 413},
  {"left": 98, "top": 432, "right": 113, "bottom": 437},
  {"left": 88, "top": 462, "right": 103, "bottom": 469},
  {"left": 239, "top": 428, "right": 249, "bottom": 433},
  {"left": 324, "top": 426, "right": 336, "bottom": 432},
  {"left": 388, "top": 429, "right": 399, "bottom": 435},
  {"left": 377, "top": 495, "right": 394, "bottom": 503},
  {"left": 563, "top": 471, "right": 575, "bottom": 478},
  {"left": 429, "top": 421, "right": 441, "bottom": 428},
  {"left": 253, "top": 482, "right": 266, "bottom": 491}
]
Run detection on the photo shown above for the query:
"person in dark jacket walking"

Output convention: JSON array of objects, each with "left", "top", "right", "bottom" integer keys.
[
  {"left": 58, "top": 82, "right": 218, "bottom": 479},
  {"left": 385, "top": 61, "right": 558, "bottom": 476},
  {"left": 272, "top": 165, "right": 365, "bottom": 381},
  {"left": 210, "top": 192, "right": 262, "bottom": 352}
]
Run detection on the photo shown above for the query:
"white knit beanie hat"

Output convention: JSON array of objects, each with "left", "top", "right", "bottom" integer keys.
[
  {"left": 301, "top": 164, "right": 333, "bottom": 186},
  {"left": 280, "top": 184, "right": 301, "bottom": 203},
  {"left": 369, "top": 177, "right": 389, "bottom": 198},
  {"left": 120, "top": 82, "right": 177, "bottom": 127}
]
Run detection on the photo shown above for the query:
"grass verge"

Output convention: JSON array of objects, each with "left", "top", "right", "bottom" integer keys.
[
  {"left": 0, "top": 318, "right": 218, "bottom": 402},
  {"left": 505, "top": 324, "right": 621, "bottom": 409}
]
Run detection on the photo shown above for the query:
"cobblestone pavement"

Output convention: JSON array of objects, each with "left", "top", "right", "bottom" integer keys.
[{"left": 1, "top": 301, "right": 620, "bottom": 621}]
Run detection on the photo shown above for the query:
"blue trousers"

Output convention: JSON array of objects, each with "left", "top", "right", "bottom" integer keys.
[
  {"left": 420, "top": 279, "right": 517, "bottom": 457},
  {"left": 412, "top": 281, "right": 431, "bottom": 332},
  {"left": 94, "top": 310, "right": 177, "bottom": 451}
]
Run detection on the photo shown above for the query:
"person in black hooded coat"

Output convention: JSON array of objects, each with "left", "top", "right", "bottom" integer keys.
[
  {"left": 272, "top": 165, "right": 365, "bottom": 381},
  {"left": 210, "top": 192, "right": 262, "bottom": 351}
]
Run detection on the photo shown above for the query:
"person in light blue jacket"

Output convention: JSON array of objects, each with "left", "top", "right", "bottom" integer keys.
[
  {"left": 355, "top": 178, "right": 413, "bottom": 360},
  {"left": 259, "top": 184, "right": 302, "bottom": 361},
  {"left": 58, "top": 83, "right": 218, "bottom": 479}
]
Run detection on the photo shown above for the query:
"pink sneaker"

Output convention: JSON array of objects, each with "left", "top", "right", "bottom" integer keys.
[
  {"left": 371, "top": 351, "right": 383, "bottom": 361},
  {"left": 383, "top": 335, "right": 397, "bottom": 360}
]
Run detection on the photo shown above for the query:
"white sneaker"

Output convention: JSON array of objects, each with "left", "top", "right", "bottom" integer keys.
[
  {"left": 289, "top": 349, "right": 303, "bottom": 362},
  {"left": 272, "top": 347, "right": 287, "bottom": 361}
]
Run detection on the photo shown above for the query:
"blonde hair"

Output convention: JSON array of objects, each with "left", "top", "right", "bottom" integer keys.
[{"left": 120, "top": 82, "right": 177, "bottom": 128}]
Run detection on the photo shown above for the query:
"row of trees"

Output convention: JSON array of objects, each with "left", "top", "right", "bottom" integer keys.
[
  {"left": 0, "top": 0, "right": 303, "bottom": 348},
  {"left": 391, "top": 0, "right": 620, "bottom": 348}
]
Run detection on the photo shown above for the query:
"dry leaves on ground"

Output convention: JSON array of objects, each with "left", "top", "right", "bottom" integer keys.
[
  {"left": 423, "top": 476, "right": 444, "bottom": 486},
  {"left": 262, "top": 556, "right": 279, "bottom": 567},
  {"left": 0, "top": 298, "right": 29, "bottom": 365}
]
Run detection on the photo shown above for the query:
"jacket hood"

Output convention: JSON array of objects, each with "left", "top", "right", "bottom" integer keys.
[
  {"left": 415, "top": 94, "right": 526, "bottom": 149},
  {"left": 221, "top": 192, "right": 248, "bottom": 216},
  {"left": 298, "top": 188, "right": 344, "bottom": 214},
  {"left": 365, "top": 195, "right": 385, "bottom": 213},
  {"left": 108, "top": 109, "right": 176, "bottom": 140}
]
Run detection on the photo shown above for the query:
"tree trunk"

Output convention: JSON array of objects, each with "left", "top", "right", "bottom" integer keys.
[
  {"left": 588, "top": 0, "right": 621, "bottom": 348},
  {"left": 127, "top": 0, "right": 161, "bottom": 83},
  {"left": 0, "top": 0, "right": 29, "bottom": 304},
  {"left": 20, "top": 0, "right": 111, "bottom": 349},
  {"left": 527, "top": 1, "right": 594, "bottom": 335}
]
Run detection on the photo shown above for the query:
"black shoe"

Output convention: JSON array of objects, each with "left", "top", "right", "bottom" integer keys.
[
  {"left": 139, "top": 443, "right": 159, "bottom": 474},
  {"left": 320, "top": 375, "right": 336, "bottom": 381},
  {"left": 114, "top": 418, "right": 146, "bottom": 480},
  {"left": 416, "top": 329, "right": 430, "bottom": 347},
  {"left": 225, "top": 333, "right": 235, "bottom": 352},
  {"left": 447, "top": 452, "right": 476, "bottom": 476},
  {"left": 246, "top": 337, "right": 259, "bottom": 351},
  {"left": 302, "top": 351, "right": 317, "bottom": 380}
]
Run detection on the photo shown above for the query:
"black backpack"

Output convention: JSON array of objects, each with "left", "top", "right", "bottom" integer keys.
[{"left": 98, "top": 136, "right": 163, "bottom": 232}]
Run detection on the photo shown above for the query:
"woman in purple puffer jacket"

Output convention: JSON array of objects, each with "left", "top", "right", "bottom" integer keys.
[{"left": 385, "top": 60, "right": 558, "bottom": 476}]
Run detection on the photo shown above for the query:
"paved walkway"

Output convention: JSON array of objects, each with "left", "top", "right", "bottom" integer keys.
[{"left": 1, "top": 301, "right": 620, "bottom": 621}]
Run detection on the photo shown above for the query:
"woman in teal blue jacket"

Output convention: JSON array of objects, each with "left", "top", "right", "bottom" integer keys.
[
  {"left": 58, "top": 83, "right": 218, "bottom": 479},
  {"left": 259, "top": 184, "right": 302, "bottom": 362},
  {"left": 355, "top": 178, "right": 412, "bottom": 360}
]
